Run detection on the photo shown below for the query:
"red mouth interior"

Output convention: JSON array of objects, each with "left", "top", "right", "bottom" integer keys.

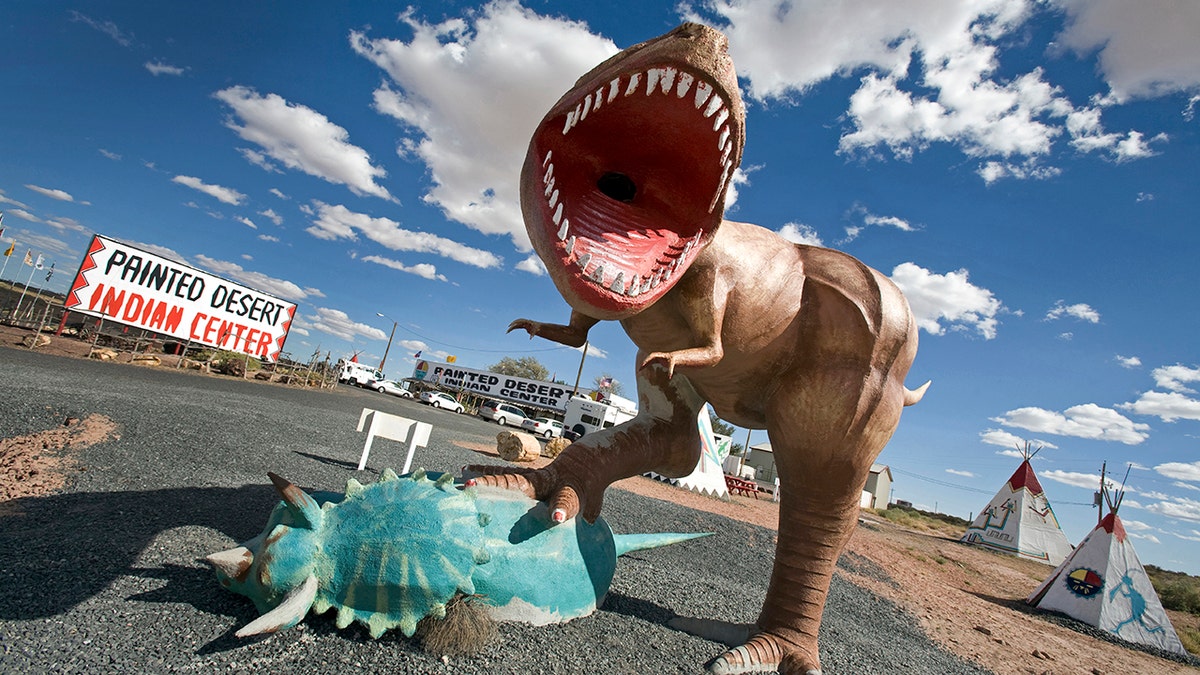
[{"left": 527, "top": 66, "right": 736, "bottom": 315}]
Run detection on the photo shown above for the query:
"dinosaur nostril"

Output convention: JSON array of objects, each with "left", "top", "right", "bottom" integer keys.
[{"left": 597, "top": 172, "right": 636, "bottom": 203}]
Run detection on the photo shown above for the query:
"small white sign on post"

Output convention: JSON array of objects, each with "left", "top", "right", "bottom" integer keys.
[{"left": 356, "top": 408, "right": 432, "bottom": 474}]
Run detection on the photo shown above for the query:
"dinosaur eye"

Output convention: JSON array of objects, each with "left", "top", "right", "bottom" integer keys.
[{"left": 597, "top": 172, "right": 636, "bottom": 203}]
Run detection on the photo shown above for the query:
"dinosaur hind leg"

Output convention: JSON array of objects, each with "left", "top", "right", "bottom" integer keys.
[{"left": 707, "top": 374, "right": 906, "bottom": 674}]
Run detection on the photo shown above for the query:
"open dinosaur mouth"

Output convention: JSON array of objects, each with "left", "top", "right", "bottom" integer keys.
[{"left": 525, "top": 63, "right": 739, "bottom": 317}]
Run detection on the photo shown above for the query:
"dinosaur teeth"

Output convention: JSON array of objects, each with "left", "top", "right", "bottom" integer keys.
[
  {"left": 552, "top": 202, "right": 564, "bottom": 226},
  {"left": 542, "top": 151, "right": 552, "bottom": 167},
  {"left": 675, "top": 72, "right": 694, "bottom": 98},
  {"left": 557, "top": 218, "right": 570, "bottom": 241},
  {"left": 694, "top": 81, "right": 713, "bottom": 109},
  {"left": 607, "top": 77, "right": 622, "bottom": 103},
  {"left": 544, "top": 176, "right": 555, "bottom": 198},
  {"left": 624, "top": 72, "right": 641, "bottom": 96},
  {"left": 543, "top": 161, "right": 554, "bottom": 185},
  {"left": 718, "top": 126, "right": 730, "bottom": 151},
  {"left": 712, "top": 107, "right": 729, "bottom": 131},
  {"left": 703, "top": 94, "right": 724, "bottom": 118},
  {"left": 565, "top": 236, "right": 576, "bottom": 255},
  {"left": 576, "top": 252, "right": 592, "bottom": 270},
  {"left": 646, "top": 67, "right": 677, "bottom": 95},
  {"left": 548, "top": 188, "right": 560, "bottom": 209}
]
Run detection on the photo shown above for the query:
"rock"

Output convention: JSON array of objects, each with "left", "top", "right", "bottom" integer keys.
[
  {"left": 90, "top": 348, "right": 119, "bottom": 361},
  {"left": 496, "top": 431, "right": 541, "bottom": 462},
  {"left": 21, "top": 334, "right": 51, "bottom": 349},
  {"left": 973, "top": 626, "right": 992, "bottom": 636},
  {"left": 131, "top": 354, "right": 161, "bottom": 367},
  {"left": 543, "top": 436, "right": 571, "bottom": 459}
]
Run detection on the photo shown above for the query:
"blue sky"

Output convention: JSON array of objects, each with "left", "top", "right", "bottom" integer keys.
[{"left": 3, "top": 1, "right": 1200, "bottom": 573}]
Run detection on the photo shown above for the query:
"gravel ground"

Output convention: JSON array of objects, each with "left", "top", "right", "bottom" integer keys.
[{"left": 0, "top": 348, "right": 990, "bottom": 674}]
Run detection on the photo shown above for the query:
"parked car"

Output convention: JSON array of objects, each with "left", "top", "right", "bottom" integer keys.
[
  {"left": 420, "top": 391, "right": 464, "bottom": 413},
  {"left": 521, "top": 416, "right": 564, "bottom": 439},
  {"left": 370, "top": 379, "right": 412, "bottom": 398},
  {"left": 477, "top": 400, "right": 528, "bottom": 428}
]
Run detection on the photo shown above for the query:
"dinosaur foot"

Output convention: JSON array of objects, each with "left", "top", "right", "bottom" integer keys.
[
  {"left": 462, "top": 464, "right": 583, "bottom": 523},
  {"left": 668, "top": 616, "right": 821, "bottom": 673}
]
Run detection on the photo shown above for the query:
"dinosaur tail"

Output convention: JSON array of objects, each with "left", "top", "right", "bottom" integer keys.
[
  {"left": 903, "top": 380, "right": 931, "bottom": 407},
  {"left": 613, "top": 532, "right": 712, "bottom": 557}
]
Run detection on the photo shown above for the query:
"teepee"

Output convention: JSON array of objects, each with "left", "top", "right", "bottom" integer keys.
[
  {"left": 960, "top": 443, "right": 1074, "bottom": 566},
  {"left": 1027, "top": 474, "right": 1186, "bottom": 655}
]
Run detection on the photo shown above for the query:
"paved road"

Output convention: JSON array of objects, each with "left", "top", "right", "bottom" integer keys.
[{"left": 0, "top": 348, "right": 990, "bottom": 674}]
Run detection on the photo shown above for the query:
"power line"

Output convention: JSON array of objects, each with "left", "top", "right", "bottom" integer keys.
[{"left": 890, "top": 467, "right": 1096, "bottom": 506}]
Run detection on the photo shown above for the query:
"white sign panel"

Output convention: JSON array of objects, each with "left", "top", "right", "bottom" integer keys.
[
  {"left": 413, "top": 360, "right": 572, "bottom": 410},
  {"left": 64, "top": 235, "right": 296, "bottom": 362}
]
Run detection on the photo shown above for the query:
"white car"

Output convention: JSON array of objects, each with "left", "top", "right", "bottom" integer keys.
[
  {"left": 371, "top": 379, "right": 412, "bottom": 398},
  {"left": 420, "top": 391, "right": 464, "bottom": 413},
  {"left": 478, "top": 400, "right": 528, "bottom": 428},
  {"left": 521, "top": 417, "right": 564, "bottom": 439}
]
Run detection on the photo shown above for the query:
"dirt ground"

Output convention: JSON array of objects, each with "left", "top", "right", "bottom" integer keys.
[{"left": 3, "top": 323, "right": 1197, "bottom": 674}]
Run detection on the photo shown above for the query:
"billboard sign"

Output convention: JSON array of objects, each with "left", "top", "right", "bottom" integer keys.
[
  {"left": 64, "top": 235, "right": 296, "bottom": 362},
  {"left": 413, "top": 360, "right": 571, "bottom": 410}
]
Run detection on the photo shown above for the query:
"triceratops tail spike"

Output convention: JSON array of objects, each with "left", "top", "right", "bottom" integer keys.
[
  {"left": 206, "top": 546, "right": 253, "bottom": 581},
  {"left": 613, "top": 532, "right": 713, "bottom": 557},
  {"left": 267, "top": 472, "right": 323, "bottom": 529},
  {"left": 235, "top": 573, "right": 318, "bottom": 638}
]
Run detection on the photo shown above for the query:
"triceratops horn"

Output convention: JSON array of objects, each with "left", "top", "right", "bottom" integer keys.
[
  {"left": 206, "top": 546, "right": 253, "bottom": 581},
  {"left": 267, "top": 472, "right": 323, "bottom": 529},
  {"left": 235, "top": 573, "right": 319, "bottom": 638}
]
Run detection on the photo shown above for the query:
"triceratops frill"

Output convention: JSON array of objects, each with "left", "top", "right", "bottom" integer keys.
[{"left": 207, "top": 469, "right": 708, "bottom": 639}]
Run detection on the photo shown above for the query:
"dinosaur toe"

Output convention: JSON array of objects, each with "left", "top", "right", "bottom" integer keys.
[{"left": 706, "top": 634, "right": 821, "bottom": 675}]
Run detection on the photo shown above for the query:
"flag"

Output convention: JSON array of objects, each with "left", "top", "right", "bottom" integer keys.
[
  {"left": 600, "top": 376, "right": 613, "bottom": 387},
  {"left": 412, "top": 350, "right": 421, "bottom": 358},
  {"left": 34, "top": 254, "right": 45, "bottom": 270},
  {"left": 45, "top": 262, "right": 55, "bottom": 282},
  {"left": 2, "top": 242, "right": 12, "bottom": 257},
  {"left": 23, "top": 250, "right": 32, "bottom": 266},
  {"left": 350, "top": 353, "right": 359, "bottom": 363},
  {"left": 446, "top": 355, "right": 457, "bottom": 363}
]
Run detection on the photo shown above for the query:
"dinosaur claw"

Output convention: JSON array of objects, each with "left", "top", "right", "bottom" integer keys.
[
  {"left": 551, "top": 508, "right": 567, "bottom": 523},
  {"left": 464, "top": 478, "right": 477, "bottom": 487}
]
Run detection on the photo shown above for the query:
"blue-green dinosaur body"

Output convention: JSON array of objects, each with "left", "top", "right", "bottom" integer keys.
[{"left": 207, "top": 469, "right": 707, "bottom": 638}]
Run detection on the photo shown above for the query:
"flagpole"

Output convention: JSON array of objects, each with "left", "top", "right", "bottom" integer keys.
[
  {"left": 0, "top": 241, "right": 12, "bottom": 282},
  {"left": 13, "top": 257, "right": 38, "bottom": 318}
]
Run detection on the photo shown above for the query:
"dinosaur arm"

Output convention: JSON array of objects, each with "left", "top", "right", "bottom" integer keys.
[
  {"left": 638, "top": 261, "right": 728, "bottom": 377},
  {"left": 507, "top": 309, "right": 599, "bottom": 348}
]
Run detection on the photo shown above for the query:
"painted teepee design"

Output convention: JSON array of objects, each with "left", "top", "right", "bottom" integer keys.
[
  {"left": 1027, "top": 475, "right": 1186, "bottom": 655},
  {"left": 960, "top": 443, "right": 1074, "bottom": 566}
]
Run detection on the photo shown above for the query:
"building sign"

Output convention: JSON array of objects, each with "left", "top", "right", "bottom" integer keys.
[
  {"left": 64, "top": 235, "right": 296, "bottom": 362},
  {"left": 413, "top": 360, "right": 571, "bottom": 410}
]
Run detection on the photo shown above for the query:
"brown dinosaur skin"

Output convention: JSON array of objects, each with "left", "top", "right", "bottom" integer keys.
[{"left": 470, "top": 23, "right": 927, "bottom": 675}]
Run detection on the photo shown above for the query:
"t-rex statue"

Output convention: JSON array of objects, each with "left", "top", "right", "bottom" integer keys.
[{"left": 468, "top": 23, "right": 928, "bottom": 675}]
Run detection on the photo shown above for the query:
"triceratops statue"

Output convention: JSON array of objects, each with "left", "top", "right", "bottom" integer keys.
[{"left": 207, "top": 469, "right": 706, "bottom": 640}]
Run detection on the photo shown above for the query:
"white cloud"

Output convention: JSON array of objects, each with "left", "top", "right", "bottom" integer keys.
[
  {"left": 1151, "top": 364, "right": 1200, "bottom": 394},
  {"left": 171, "top": 175, "right": 245, "bottom": 205},
  {"left": 1142, "top": 495, "right": 1200, "bottom": 523},
  {"left": 1121, "top": 391, "right": 1200, "bottom": 423},
  {"left": 69, "top": 11, "right": 133, "bottom": 47},
  {"left": 306, "top": 201, "right": 501, "bottom": 269},
  {"left": 889, "top": 262, "right": 1002, "bottom": 339},
  {"left": 43, "top": 217, "right": 86, "bottom": 233},
  {"left": 0, "top": 189, "right": 31, "bottom": 210},
  {"left": 979, "top": 428, "right": 1057, "bottom": 450},
  {"left": 99, "top": 149, "right": 121, "bottom": 160},
  {"left": 777, "top": 223, "right": 824, "bottom": 247},
  {"left": 1042, "top": 469, "right": 1108, "bottom": 491},
  {"left": 294, "top": 307, "right": 388, "bottom": 343},
  {"left": 1115, "top": 355, "right": 1142, "bottom": 369},
  {"left": 992, "top": 403, "right": 1150, "bottom": 444},
  {"left": 842, "top": 205, "right": 916, "bottom": 242},
  {"left": 192, "top": 255, "right": 313, "bottom": 302},
  {"left": 1129, "top": 532, "right": 1162, "bottom": 545},
  {"left": 1045, "top": 300, "right": 1100, "bottom": 323},
  {"left": 214, "top": 86, "right": 392, "bottom": 201},
  {"left": 351, "top": 2, "right": 617, "bottom": 249},
  {"left": 25, "top": 184, "right": 76, "bottom": 202},
  {"left": 683, "top": 0, "right": 1181, "bottom": 180},
  {"left": 269, "top": 188, "right": 289, "bottom": 200},
  {"left": 258, "top": 209, "right": 283, "bottom": 226},
  {"left": 258, "top": 234, "right": 280, "bottom": 243},
  {"left": 1055, "top": 0, "right": 1200, "bottom": 103},
  {"left": 1155, "top": 461, "right": 1200, "bottom": 484},
  {"left": 516, "top": 255, "right": 546, "bottom": 276},
  {"left": 145, "top": 61, "right": 185, "bottom": 76},
  {"left": 361, "top": 255, "right": 448, "bottom": 282},
  {"left": 237, "top": 217, "right": 257, "bottom": 229},
  {"left": 945, "top": 469, "right": 975, "bottom": 478},
  {"left": 6, "top": 208, "right": 40, "bottom": 222}
]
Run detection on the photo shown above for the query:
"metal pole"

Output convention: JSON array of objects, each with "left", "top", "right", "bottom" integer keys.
[
  {"left": 571, "top": 341, "right": 589, "bottom": 397},
  {"left": 13, "top": 260, "right": 37, "bottom": 318},
  {"left": 377, "top": 315, "right": 396, "bottom": 373}
]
